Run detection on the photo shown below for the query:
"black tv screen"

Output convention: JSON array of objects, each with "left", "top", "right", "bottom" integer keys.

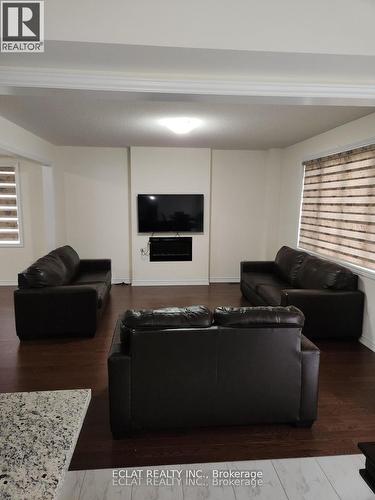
[{"left": 137, "top": 194, "right": 204, "bottom": 233}]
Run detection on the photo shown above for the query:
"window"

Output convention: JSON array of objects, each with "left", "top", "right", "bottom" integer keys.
[
  {"left": 299, "top": 144, "right": 375, "bottom": 271},
  {"left": 0, "top": 163, "right": 21, "bottom": 246}
]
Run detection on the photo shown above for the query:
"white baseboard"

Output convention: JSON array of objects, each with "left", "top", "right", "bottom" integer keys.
[
  {"left": 132, "top": 279, "right": 209, "bottom": 286},
  {"left": 0, "top": 279, "right": 131, "bottom": 286},
  {"left": 0, "top": 278, "right": 238, "bottom": 286},
  {"left": 209, "top": 277, "right": 240, "bottom": 283},
  {"left": 359, "top": 335, "right": 375, "bottom": 353}
]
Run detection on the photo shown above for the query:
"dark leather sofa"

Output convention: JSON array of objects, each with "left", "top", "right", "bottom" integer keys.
[
  {"left": 14, "top": 245, "right": 111, "bottom": 340},
  {"left": 108, "top": 305, "right": 320, "bottom": 437},
  {"left": 241, "top": 246, "right": 364, "bottom": 340}
]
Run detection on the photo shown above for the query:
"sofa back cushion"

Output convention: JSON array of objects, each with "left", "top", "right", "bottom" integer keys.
[
  {"left": 122, "top": 305, "right": 212, "bottom": 330},
  {"left": 18, "top": 252, "right": 69, "bottom": 288},
  {"left": 295, "top": 255, "right": 358, "bottom": 290},
  {"left": 214, "top": 306, "right": 304, "bottom": 328},
  {"left": 53, "top": 245, "right": 80, "bottom": 282},
  {"left": 275, "top": 246, "right": 307, "bottom": 284},
  {"left": 128, "top": 307, "right": 303, "bottom": 429}
]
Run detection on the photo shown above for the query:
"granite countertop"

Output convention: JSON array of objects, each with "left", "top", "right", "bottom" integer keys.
[{"left": 0, "top": 389, "right": 91, "bottom": 500}]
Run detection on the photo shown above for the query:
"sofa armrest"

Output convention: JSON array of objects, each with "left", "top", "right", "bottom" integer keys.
[
  {"left": 281, "top": 288, "right": 364, "bottom": 339},
  {"left": 300, "top": 335, "right": 320, "bottom": 423},
  {"left": 108, "top": 319, "right": 131, "bottom": 437},
  {"left": 281, "top": 288, "right": 364, "bottom": 307},
  {"left": 241, "top": 260, "right": 275, "bottom": 274},
  {"left": 281, "top": 288, "right": 362, "bottom": 300},
  {"left": 79, "top": 259, "right": 112, "bottom": 273},
  {"left": 14, "top": 285, "right": 99, "bottom": 339}
]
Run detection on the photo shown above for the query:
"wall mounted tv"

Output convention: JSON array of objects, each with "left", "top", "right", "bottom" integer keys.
[{"left": 137, "top": 194, "right": 204, "bottom": 233}]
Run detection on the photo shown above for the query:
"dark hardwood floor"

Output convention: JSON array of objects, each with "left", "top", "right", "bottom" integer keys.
[{"left": 1, "top": 283, "right": 375, "bottom": 470}]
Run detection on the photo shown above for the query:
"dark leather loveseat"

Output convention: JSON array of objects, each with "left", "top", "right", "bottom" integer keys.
[
  {"left": 108, "top": 305, "right": 320, "bottom": 437},
  {"left": 241, "top": 246, "right": 364, "bottom": 340},
  {"left": 14, "top": 245, "right": 111, "bottom": 340}
]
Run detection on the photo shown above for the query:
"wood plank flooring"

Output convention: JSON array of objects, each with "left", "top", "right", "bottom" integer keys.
[{"left": 1, "top": 284, "right": 375, "bottom": 470}]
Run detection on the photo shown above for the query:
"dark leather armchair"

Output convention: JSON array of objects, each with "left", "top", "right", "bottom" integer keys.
[
  {"left": 241, "top": 246, "right": 364, "bottom": 339},
  {"left": 14, "top": 245, "right": 111, "bottom": 339},
  {"left": 108, "top": 305, "right": 320, "bottom": 438}
]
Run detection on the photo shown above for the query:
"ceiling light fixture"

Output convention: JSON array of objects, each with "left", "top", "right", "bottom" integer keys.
[{"left": 159, "top": 117, "right": 202, "bottom": 135}]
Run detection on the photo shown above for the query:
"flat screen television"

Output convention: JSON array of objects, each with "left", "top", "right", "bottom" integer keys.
[{"left": 137, "top": 194, "right": 204, "bottom": 233}]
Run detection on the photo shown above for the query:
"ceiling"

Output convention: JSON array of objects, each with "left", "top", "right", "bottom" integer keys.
[
  {"left": 1, "top": 43, "right": 374, "bottom": 149},
  {"left": 33, "top": 0, "right": 375, "bottom": 56},
  {"left": 0, "top": 148, "right": 14, "bottom": 156},
  {"left": 0, "top": 92, "right": 372, "bottom": 149}
]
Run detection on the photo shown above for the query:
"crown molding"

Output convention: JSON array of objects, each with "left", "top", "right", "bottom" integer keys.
[{"left": 1, "top": 66, "right": 375, "bottom": 103}]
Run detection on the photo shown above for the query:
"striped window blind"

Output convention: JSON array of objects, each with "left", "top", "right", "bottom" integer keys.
[
  {"left": 0, "top": 164, "right": 20, "bottom": 245},
  {"left": 299, "top": 144, "right": 375, "bottom": 271}
]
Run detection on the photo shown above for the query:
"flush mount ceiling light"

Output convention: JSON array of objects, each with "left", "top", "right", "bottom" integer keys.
[{"left": 159, "top": 117, "right": 202, "bottom": 135}]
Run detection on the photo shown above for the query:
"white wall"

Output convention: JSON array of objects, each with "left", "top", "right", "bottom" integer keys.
[
  {"left": 0, "top": 139, "right": 282, "bottom": 285},
  {"left": 210, "top": 150, "right": 264, "bottom": 281},
  {"left": 130, "top": 147, "right": 211, "bottom": 285},
  {"left": 0, "top": 159, "right": 46, "bottom": 284},
  {"left": 278, "top": 111, "right": 375, "bottom": 350},
  {"left": 0, "top": 115, "right": 62, "bottom": 249},
  {"left": 0, "top": 127, "right": 282, "bottom": 286},
  {"left": 52, "top": 162, "right": 67, "bottom": 247},
  {"left": 263, "top": 149, "right": 283, "bottom": 259},
  {"left": 210, "top": 149, "right": 282, "bottom": 281},
  {"left": 0, "top": 116, "right": 54, "bottom": 165},
  {"left": 55, "top": 147, "right": 130, "bottom": 282}
]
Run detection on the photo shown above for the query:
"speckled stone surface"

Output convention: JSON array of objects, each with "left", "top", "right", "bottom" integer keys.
[{"left": 0, "top": 389, "right": 91, "bottom": 500}]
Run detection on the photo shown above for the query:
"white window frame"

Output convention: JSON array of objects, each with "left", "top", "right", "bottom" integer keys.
[{"left": 0, "top": 160, "right": 23, "bottom": 248}]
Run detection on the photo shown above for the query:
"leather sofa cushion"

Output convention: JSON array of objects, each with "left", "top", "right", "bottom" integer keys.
[
  {"left": 122, "top": 305, "right": 212, "bottom": 330},
  {"left": 256, "top": 284, "right": 283, "bottom": 306},
  {"left": 18, "top": 252, "right": 68, "bottom": 288},
  {"left": 295, "top": 255, "right": 358, "bottom": 290},
  {"left": 53, "top": 245, "right": 80, "bottom": 282},
  {"left": 214, "top": 305, "right": 304, "bottom": 328},
  {"left": 71, "top": 282, "right": 108, "bottom": 308},
  {"left": 275, "top": 246, "right": 307, "bottom": 284},
  {"left": 241, "top": 271, "right": 291, "bottom": 292},
  {"left": 73, "top": 270, "right": 111, "bottom": 285}
]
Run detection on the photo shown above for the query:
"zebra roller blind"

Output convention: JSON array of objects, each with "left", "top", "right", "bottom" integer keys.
[
  {"left": 299, "top": 144, "right": 375, "bottom": 271},
  {"left": 0, "top": 164, "right": 20, "bottom": 244}
]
